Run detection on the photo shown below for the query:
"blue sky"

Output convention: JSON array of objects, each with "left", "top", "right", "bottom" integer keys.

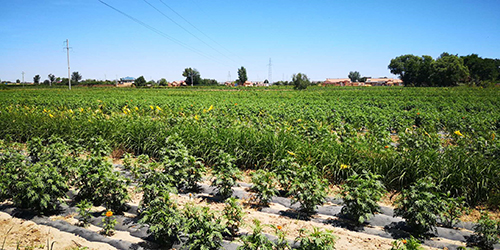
[{"left": 1, "top": 0, "right": 499, "bottom": 82}]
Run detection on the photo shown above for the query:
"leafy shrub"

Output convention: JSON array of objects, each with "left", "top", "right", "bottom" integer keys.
[
  {"left": 138, "top": 169, "right": 176, "bottom": 212},
  {"left": 223, "top": 197, "right": 245, "bottom": 237},
  {"left": 440, "top": 192, "right": 467, "bottom": 228},
  {"left": 251, "top": 170, "right": 278, "bottom": 206},
  {"left": 139, "top": 190, "right": 183, "bottom": 246},
  {"left": 289, "top": 164, "right": 328, "bottom": 214},
  {"left": 1, "top": 139, "right": 72, "bottom": 214},
  {"left": 211, "top": 151, "right": 242, "bottom": 199},
  {"left": 468, "top": 212, "right": 500, "bottom": 250},
  {"left": 87, "top": 137, "right": 110, "bottom": 157},
  {"left": 76, "top": 156, "right": 130, "bottom": 213},
  {"left": 272, "top": 157, "right": 299, "bottom": 193},
  {"left": 238, "top": 219, "right": 274, "bottom": 250},
  {"left": 295, "top": 227, "right": 337, "bottom": 250},
  {"left": 182, "top": 203, "right": 227, "bottom": 250},
  {"left": 390, "top": 236, "right": 424, "bottom": 250},
  {"left": 341, "top": 171, "right": 386, "bottom": 224},
  {"left": 0, "top": 149, "right": 27, "bottom": 201},
  {"left": 162, "top": 146, "right": 205, "bottom": 191},
  {"left": 13, "top": 161, "right": 69, "bottom": 213},
  {"left": 394, "top": 177, "right": 445, "bottom": 237},
  {"left": 122, "top": 152, "right": 133, "bottom": 170},
  {"left": 76, "top": 200, "right": 93, "bottom": 227}
]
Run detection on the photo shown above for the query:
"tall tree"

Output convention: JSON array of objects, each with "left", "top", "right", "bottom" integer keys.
[
  {"left": 134, "top": 76, "right": 146, "bottom": 87},
  {"left": 182, "top": 68, "right": 201, "bottom": 86},
  {"left": 237, "top": 66, "right": 248, "bottom": 84},
  {"left": 48, "top": 74, "right": 55, "bottom": 86},
  {"left": 33, "top": 75, "right": 41, "bottom": 84},
  {"left": 388, "top": 54, "right": 422, "bottom": 86},
  {"left": 431, "top": 53, "right": 469, "bottom": 87},
  {"left": 462, "top": 54, "right": 499, "bottom": 84},
  {"left": 348, "top": 71, "right": 361, "bottom": 82},
  {"left": 71, "top": 72, "right": 82, "bottom": 84},
  {"left": 292, "top": 73, "right": 310, "bottom": 90},
  {"left": 416, "top": 55, "right": 434, "bottom": 87}
]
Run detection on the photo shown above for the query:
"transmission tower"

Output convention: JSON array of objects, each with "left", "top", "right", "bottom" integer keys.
[{"left": 227, "top": 71, "right": 231, "bottom": 82}]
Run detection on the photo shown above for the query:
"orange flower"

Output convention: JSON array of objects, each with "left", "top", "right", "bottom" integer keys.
[
  {"left": 416, "top": 113, "right": 420, "bottom": 115},
  {"left": 106, "top": 211, "right": 113, "bottom": 217},
  {"left": 402, "top": 239, "right": 407, "bottom": 244},
  {"left": 277, "top": 225, "right": 282, "bottom": 230},
  {"left": 384, "top": 145, "right": 389, "bottom": 149}
]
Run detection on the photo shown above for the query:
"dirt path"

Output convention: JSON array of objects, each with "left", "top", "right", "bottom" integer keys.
[{"left": 0, "top": 211, "right": 117, "bottom": 250}]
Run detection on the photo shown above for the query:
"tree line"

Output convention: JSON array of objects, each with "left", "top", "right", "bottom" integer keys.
[{"left": 388, "top": 53, "right": 500, "bottom": 87}]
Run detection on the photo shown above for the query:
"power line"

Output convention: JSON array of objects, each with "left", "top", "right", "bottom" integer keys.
[
  {"left": 98, "top": 0, "right": 229, "bottom": 67},
  {"left": 158, "top": 0, "right": 245, "bottom": 62},
  {"left": 143, "top": 0, "right": 237, "bottom": 64}
]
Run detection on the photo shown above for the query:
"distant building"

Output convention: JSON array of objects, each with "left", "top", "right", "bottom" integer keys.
[
  {"left": 118, "top": 77, "right": 135, "bottom": 87},
  {"left": 324, "top": 78, "right": 351, "bottom": 86},
  {"left": 366, "top": 78, "right": 403, "bottom": 86},
  {"left": 169, "top": 80, "right": 186, "bottom": 87}
]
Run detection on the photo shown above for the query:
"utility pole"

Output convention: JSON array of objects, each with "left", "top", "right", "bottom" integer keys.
[
  {"left": 227, "top": 71, "right": 231, "bottom": 82},
  {"left": 65, "top": 39, "right": 71, "bottom": 90},
  {"left": 267, "top": 58, "right": 272, "bottom": 84},
  {"left": 22, "top": 71, "right": 25, "bottom": 83}
]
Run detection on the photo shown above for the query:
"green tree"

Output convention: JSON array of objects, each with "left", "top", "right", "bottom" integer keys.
[
  {"left": 182, "top": 68, "right": 201, "bottom": 86},
  {"left": 462, "top": 54, "right": 499, "bottom": 85},
  {"left": 134, "top": 76, "right": 146, "bottom": 87},
  {"left": 16, "top": 79, "right": 20, "bottom": 83},
  {"left": 158, "top": 78, "right": 168, "bottom": 86},
  {"left": 292, "top": 73, "right": 310, "bottom": 90},
  {"left": 388, "top": 54, "right": 423, "bottom": 86},
  {"left": 48, "top": 74, "right": 55, "bottom": 86},
  {"left": 416, "top": 55, "right": 434, "bottom": 87},
  {"left": 71, "top": 71, "right": 82, "bottom": 84},
  {"left": 237, "top": 66, "right": 248, "bottom": 84},
  {"left": 348, "top": 71, "right": 361, "bottom": 82},
  {"left": 431, "top": 53, "right": 469, "bottom": 87},
  {"left": 33, "top": 75, "right": 41, "bottom": 84}
]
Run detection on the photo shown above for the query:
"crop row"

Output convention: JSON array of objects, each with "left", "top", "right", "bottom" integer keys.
[{"left": 0, "top": 87, "right": 499, "bottom": 206}]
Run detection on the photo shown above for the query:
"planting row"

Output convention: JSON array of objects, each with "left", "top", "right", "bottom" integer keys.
[
  {"left": 1, "top": 138, "right": 499, "bottom": 249},
  {"left": 0, "top": 87, "right": 498, "bottom": 206}
]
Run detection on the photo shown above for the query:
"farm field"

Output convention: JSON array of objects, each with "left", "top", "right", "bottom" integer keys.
[{"left": 0, "top": 86, "right": 499, "bottom": 249}]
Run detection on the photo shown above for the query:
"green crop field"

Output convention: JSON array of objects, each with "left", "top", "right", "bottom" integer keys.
[{"left": 1, "top": 86, "right": 499, "bottom": 206}]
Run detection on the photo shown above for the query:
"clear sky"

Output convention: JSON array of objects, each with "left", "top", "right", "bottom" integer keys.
[{"left": 1, "top": 0, "right": 499, "bottom": 83}]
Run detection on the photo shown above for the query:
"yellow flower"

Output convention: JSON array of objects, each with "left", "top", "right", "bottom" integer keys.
[
  {"left": 49, "top": 114, "right": 54, "bottom": 118},
  {"left": 340, "top": 164, "right": 350, "bottom": 170},
  {"left": 105, "top": 211, "right": 113, "bottom": 217},
  {"left": 286, "top": 151, "right": 296, "bottom": 156},
  {"left": 156, "top": 106, "right": 162, "bottom": 111},
  {"left": 208, "top": 105, "right": 214, "bottom": 112},
  {"left": 297, "top": 119, "right": 302, "bottom": 122},
  {"left": 454, "top": 130, "right": 464, "bottom": 137},
  {"left": 134, "top": 106, "right": 139, "bottom": 111},
  {"left": 150, "top": 105, "right": 154, "bottom": 110},
  {"left": 80, "top": 108, "right": 84, "bottom": 112},
  {"left": 69, "top": 109, "right": 73, "bottom": 114},
  {"left": 194, "top": 114, "right": 199, "bottom": 121}
]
